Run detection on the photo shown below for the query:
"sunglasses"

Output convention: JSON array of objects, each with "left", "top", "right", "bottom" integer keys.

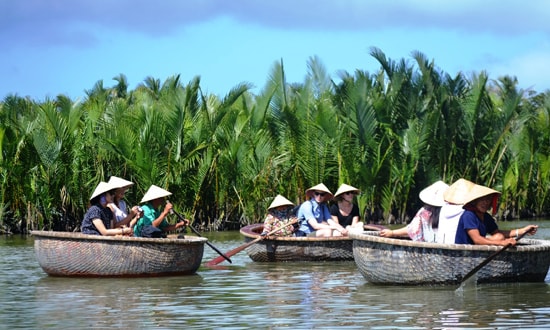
[
  {"left": 345, "top": 192, "right": 356, "bottom": 196},
  {"left": 314, "top": 192, "right": 326, "bottom": 197}
]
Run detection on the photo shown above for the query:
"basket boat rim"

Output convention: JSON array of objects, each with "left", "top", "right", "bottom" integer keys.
[
  {"left": 349, "top": 231, "right": 550, "bottom": 252},
  {"left": 31, "top": 230, "right": 208, "bottom": 245}
]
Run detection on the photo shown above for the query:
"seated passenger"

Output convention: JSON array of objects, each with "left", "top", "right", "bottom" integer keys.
[
  {"left": 107, "top": 176, "right": 142, "bottom": 229},
  {"left": 454, "top": 183, "right": 537, "bottom": 245},
  {"left": 133, "top": 185, "right": 188, "bottom": 238},
  {"left": 380, "top": 180, "right": 449, "bottom": 242},
  {"left": 330, "top": 184, "right": 363, "bottom": 235},
  {"left": 81, "top": 181, "right": 133, "bottom": 236},
  {"left": 295, "top": 183, "right": 344, "bottom": 237},
  {"left": 260, "top": 195, "right": 298, "bottom": 237},
  {"left": 436, "top": 178, "right": 473, "bottom": 244}
]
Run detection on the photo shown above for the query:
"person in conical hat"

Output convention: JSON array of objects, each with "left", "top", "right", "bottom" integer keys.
[
  {"left": 107, "top": 176, "right": 141, "bottom": 229},
  {"left": 454, "top": 183, "right": 538, "bottom": 245},
  {"left": 305, "top": 183, "right": 334, "bottom": 200},
  {"left": 260, "top": 195, "right": 298, "bottom": 237},
  {"left": 81, "top": 181, "right": 133, "bottom": 236},
  {"left": 330, "top": 184, "right": 362, "bottom": 235},
  {"left": 133, "top": 185, "right": 188, "bottom": 238},
  {"left": 380, "top": 180, "right": 449, "bottom": 242},
  {"left": 295, "top": 183, "right": 343, "bottom": 237},
  {"left": 436, "top": 178, "right": 474, "bottom": 244}
]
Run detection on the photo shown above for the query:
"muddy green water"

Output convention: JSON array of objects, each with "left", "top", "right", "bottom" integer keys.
[{"left": 1, "top": 220, "right": 550, "bottom": 329}]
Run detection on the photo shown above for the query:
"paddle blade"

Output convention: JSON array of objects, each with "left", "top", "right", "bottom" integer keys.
[
  {"left": 204, "top": 237, "right": 261, "bottom": 266},
  {"left": 205, "top": 255, "right": 230, "bottom": 267}
]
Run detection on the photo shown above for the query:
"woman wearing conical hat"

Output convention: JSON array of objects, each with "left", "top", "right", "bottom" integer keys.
[
  {"left": 260, "top": 195, "right": 298, "bottom": 237},
  {"left": 330, "top": 184, "right": 363, "bottom": 235},
  {"left": 133, "top": 185, "right": 189, "bottom": 238},
  {"left": 295, "top": 183, "right": 343, "bottom": 237},
  {"left": 380, "top": 180, "right": 449, "bottom": 242},
  {"left": 454, "top": 183, "right": 538, "bottom": 245},
  {"left": 107, "top": 176, "right": 142, "bottom": 229},
  {"left": 81, "top": 181, "right": 133, "bottom": 236}
]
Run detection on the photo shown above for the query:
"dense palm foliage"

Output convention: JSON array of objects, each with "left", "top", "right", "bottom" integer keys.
[{"left": 1, "top": 49, "right": 549, "bottom": 234}]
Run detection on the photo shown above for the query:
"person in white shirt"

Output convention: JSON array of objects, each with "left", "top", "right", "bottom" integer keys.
[{"left": 436, "top": 178, "right": 475, "bottom": 244}]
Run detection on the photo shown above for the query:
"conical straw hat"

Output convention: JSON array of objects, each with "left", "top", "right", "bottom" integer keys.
[
  {"left": 462, "top": 184, "right": 501, "bottom": 206},
  {"left": 305, "top": 183, "right": 333, "bottom": 199},
  {"left": 90, "top": 181, "right": 117, "bottom": 201},
  {"left": 140, "top": 185, "right": 172, "bottom": 203},
  {"left": 108, "top": 176, "right": 134, "bottom": 189},
  {"left": 443, "top": 178, "right": 476, "bottom": 205},
  {"left": 268, "top": 195, "right": 294, "bottom": 209},
  {"left": 333, "top": 184, "right": 360, "bottom": 198},
  {"left": 418, "top": 180, "right": 449, "bottom": 207}
]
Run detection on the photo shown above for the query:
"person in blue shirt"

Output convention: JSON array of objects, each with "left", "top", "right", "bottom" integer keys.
[
  {"left": 295, "top": 183, "right": 344, "bottom": 237},
  {"left": 454, "top": 183, "right": 537, "bottom": 245}
]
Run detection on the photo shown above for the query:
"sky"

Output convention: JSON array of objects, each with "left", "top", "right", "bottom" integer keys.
[{"left": 1, "top": 0, "right": 550, "bottom": 101}]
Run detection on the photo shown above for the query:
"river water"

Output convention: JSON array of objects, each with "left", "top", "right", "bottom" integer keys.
[{"left": 1, "top": 220, "right": 550, "bottom": 329}]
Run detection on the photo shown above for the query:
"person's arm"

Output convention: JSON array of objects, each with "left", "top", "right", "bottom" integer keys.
[
  {"left": 380, "top": 227, "right": 408, "bottom": 238},
  {"left": 113, "top": 205, "right": 140, "bottom": 228},
  {"left": 261, "top": 215, "right": 274, "bottom": 235},
  {"left": 302, "top": 202, "right": 329, "bottom": 230},
  {"left": 152, "top": 202, "right": 173, "bottom": 228},
  {"left": 498, "top": 225, "right": 538, "bottom": 239},
  {"left": 467, "top": 228, "right": 516, "bottom": 246},
  {"left": 307, "top": 218, "right": 332, "bottom": 230},
  {"left": 128, "top": 207, "right": 143, "bottom": 229},
  {"left": 92, "top": 218, "right": 132, "bottom": 236},
  {"left": 327, "top": 218, "right": 347, "bottom": 235},
  {"left": 162, "top": 221, "right": 188, "bottom": 232}
]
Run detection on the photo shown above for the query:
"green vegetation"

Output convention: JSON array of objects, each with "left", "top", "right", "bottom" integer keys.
[{"left": 1, "top": 48, "right": 549, "bottom": 234}]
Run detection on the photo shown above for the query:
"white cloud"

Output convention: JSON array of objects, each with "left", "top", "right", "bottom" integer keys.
[{"left": 495, "top": 46, "right": 550, "bottom": 91}]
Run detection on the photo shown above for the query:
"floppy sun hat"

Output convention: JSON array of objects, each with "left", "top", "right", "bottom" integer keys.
[
  {"left": 305, "top": 183, "right": 333, "bottom": 199},
  {"left": 443, "top": 178, "right": 476, "bottom": 205},
  {"left": 108, "top": 176, "right": 134, "bottom": 189},
  {"left": 418, "top": 180, "right": 449, "bottom": 207},
  {"left": 140, "top": 185, "right": 172, "bottom": 203},
  {"left": 268, "top": 195, "right": 295, "bottom": 210},
  {"left": 90, "top": 181, "right": 118, "bottom": 201},
  {"left": 333, "top": 184, "right": 360, "bottom": 198}
]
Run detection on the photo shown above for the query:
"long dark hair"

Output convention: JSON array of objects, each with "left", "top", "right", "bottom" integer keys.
[{"left": 424, "top": 204, "right": 441, "bottom": 229}]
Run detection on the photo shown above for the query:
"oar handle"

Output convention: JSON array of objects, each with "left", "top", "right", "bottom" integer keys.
[{"left": 205, "top": 218, "right": 299, "bottom": 266}]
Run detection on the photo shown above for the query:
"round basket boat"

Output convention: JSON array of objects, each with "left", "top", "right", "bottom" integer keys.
[
  {"left": 31, "top": 230, "right": 207, "bottom": 277},
  {"left": 349, "top": 231, "right": 550, "bottom": 285},
  {"left": 240, "top": 223, "right": 356, "bottom": 262}
]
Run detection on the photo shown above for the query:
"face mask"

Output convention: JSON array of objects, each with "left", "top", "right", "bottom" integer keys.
[{"left": 100, "top": 195, "right": 107, "bottom": 204}]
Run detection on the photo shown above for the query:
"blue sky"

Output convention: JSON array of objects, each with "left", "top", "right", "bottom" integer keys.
[{"left": 2, "top": 0, "right": 549, "bottom": 101}]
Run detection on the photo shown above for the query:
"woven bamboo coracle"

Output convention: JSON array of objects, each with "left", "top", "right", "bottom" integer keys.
[
  {"left": 31, "top": 231, "right": 206, "bottom": 277},
  {"left": 350, "top": 231, "right": 550, "bottom": 285},
  {"left": 240, "top": 223, "right": 354, "bottom": 262}
]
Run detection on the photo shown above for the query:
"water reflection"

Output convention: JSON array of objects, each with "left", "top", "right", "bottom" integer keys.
[
  {"left": 33, "top": 275, "right": 205, "bottom": 329},
  {"left": 350, "top": 282, "right": 550, "bottom": 328}
]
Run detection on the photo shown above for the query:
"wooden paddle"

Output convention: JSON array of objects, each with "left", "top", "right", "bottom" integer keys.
[
  {"left": 205, "top": 218, "right": 298, "bottom": 266},
  {"left": 170, "top": 208, "right": 232, "bottom": 264},
  {"left": 458, "top": 229, "right": 532, "bottom": 285}
]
